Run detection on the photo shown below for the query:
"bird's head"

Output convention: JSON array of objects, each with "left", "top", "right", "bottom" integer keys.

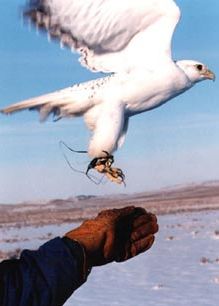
[{"left": 176, "top": 60, "right": 215, "bottom": 83}]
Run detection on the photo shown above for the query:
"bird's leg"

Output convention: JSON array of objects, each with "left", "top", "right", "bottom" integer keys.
[
  {"left": 86, "top": 151, "right": 125, "bottom": 185},
  {"left": 86, "top": 151, "right": 114, "bottom": 175}
]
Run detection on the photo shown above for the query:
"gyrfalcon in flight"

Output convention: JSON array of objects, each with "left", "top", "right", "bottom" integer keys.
[{"left": 1, "top": 0, "right": 215, "bottom": 184}]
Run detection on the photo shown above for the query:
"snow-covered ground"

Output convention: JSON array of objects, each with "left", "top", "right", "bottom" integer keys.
[{"left": 1, "top": 210, "right": 219, "bottom": 306}]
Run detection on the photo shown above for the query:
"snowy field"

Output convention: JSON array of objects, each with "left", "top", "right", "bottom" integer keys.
[{"left": 1, "top": 210, "right": 219, "bottom": 306}]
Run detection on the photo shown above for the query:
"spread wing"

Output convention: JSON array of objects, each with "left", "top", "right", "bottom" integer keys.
[{"left": 25, "top": 0, "right": 181, "bottom": 72}]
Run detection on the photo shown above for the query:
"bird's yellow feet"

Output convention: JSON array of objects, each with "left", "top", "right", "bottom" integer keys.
[
  {"left": 86, "top": 151, "right": 125, "bottom": 185},
  {"left": 105, "top": 166, "right": 125, "bottom": 185}
]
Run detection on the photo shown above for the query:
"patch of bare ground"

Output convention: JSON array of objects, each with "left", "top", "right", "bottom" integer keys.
[{"left": 1, "top": 181, "right": 219, "bottom": 228}]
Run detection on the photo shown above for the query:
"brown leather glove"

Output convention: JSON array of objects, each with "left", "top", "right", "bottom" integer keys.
[{"left": 65, "top": 206, "right": 158, "bottom": 268}]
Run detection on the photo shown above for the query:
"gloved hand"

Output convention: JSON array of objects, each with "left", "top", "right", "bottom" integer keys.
[{"left": 65, "top": 206, "right": 158, "bottom": 268}]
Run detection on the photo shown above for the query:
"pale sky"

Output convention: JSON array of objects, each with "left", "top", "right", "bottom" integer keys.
[{"left": 0, "top": 0, "right": 219, "bottom": 203}]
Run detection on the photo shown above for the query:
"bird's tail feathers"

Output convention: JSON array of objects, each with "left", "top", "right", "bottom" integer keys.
[{"left": 1, "top": 86, "right": 93, "bottom": 122}]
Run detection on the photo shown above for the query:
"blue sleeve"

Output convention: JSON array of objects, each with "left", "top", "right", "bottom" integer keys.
[{"left": 0, "top": 237, "right": 89, "bottom": 306}]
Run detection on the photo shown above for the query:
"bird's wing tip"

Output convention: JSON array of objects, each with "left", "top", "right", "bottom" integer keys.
[
  {"left": 0, "top": 108, "right": 8, "bottom": 114},
  {"left": 0, "top": 106, "right": 21, "bottom": 115}
]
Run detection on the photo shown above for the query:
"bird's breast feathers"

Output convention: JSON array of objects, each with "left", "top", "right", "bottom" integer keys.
[{"left": 111, "top": 66, "right": 192, "bottom": 115}]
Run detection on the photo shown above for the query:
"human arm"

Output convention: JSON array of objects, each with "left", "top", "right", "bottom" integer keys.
[
  {"left": 0, "top": 237, "right": 87, "bottom": 306},
  {"left": 0, "top": 206, "right": 158, "bottom": 306}
]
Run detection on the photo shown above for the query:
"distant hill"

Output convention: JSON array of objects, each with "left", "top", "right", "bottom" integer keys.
[{"left": 1, "top": 181, "right": 219, "bottom": 227}]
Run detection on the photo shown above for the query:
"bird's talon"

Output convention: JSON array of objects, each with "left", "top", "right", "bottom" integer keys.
[
  {"left": 86, "top": 154, "right": 125, "bottom": 185},
  {"left": 106, "top": 167, "right": 126, "bottom": 185}
]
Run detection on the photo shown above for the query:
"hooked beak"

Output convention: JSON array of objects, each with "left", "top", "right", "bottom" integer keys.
[{"left": 203, "top": 69, "right": 216, "bottom": 81}]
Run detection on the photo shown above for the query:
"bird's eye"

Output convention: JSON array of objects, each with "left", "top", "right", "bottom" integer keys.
[{"left": 196, "top": 64, "right": 203, "bottom": 71}]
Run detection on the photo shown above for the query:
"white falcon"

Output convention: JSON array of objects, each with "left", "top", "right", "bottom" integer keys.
[{"left": 1, "top": 0, "right": 215, "bottom": 184}]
